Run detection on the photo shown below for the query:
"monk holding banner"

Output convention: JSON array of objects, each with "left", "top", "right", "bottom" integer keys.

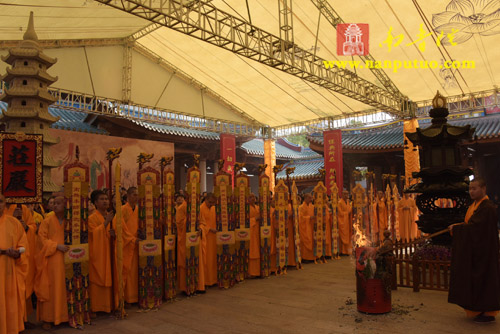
[
  {"left": 299, "top": 194, "right": 315, "bottom": 261},
  {"left": 338, "top": 190, "right": 352, "bottom": 255},
  {"left": 199, "top": 193, "right": 218, "bottom": 287},
  {"left": 122, "top": 187, "right": 139, "bottom": 304},
  {"left": 175, "top": 194, "right": 187, "bottom": 293},
  {"left": 35, "top": 194, "right": 69, "bottom": 330},
  {"left": 0, "top": 193, "right": 28, "bottom": 334}
]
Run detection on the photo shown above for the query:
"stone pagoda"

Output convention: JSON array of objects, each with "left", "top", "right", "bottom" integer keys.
[
  {"left": 405, "top": 91, "right": 475, "bottom": 245},
  {"left": 0, "top": 12, "right": 60, "bottom": 194}
]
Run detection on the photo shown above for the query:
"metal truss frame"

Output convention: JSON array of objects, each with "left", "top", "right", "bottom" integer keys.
[{"left": 95, "top": 0, "right": 409, "bottom": 116}]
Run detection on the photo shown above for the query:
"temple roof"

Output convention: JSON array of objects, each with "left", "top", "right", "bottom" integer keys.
[
  {"left": 240, "top": 138, "right": 321, "bottom": 159},
  {"left": 1, "top": 87, "right": 57, "bottom": 103},
  {"left": 1, "top": 48, "right": 57, "bottom": 67},
  {"left": 308, "top": 113, "right": 500, "bottom": 151},
  {"left": 0, "top": 101, "right": 107, "bottom": 135},
  {"left": 276, "top": 158, "right": 324, "bottom": 180},
  {"left": 131, "top": 120, "right": 220, "bottom": 141}
]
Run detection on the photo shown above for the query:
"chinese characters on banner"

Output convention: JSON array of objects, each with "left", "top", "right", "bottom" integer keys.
[
  {"left": 0, "top": 132, "right": 43, "bottom": 203},
  {"left": 220, "top": 134, "right": 236, "bottom": 184},
  {"left": 264, "top": 139, "right": 276, "bottom": 192},
  {"left": 323, "top": 130, "right": 343, "bottom": 196}
]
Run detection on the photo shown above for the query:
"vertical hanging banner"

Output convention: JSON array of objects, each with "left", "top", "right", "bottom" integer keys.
[
  {"left": 220, "top": 134, "right": 236, "bottom": 184},
  {"left": 161, "top": 157, "right": 176, "bottom": 301},
  {"left": 291, "top": 181, "right": 302, "bottom": 268},
  {"left": 323, "top": 130, "right": 343, "bottom": 195},
  {"left": 258, "top": 165, "right": 271, "bottom": 277},
  {"left": 63, "top": 150, "right": 91, "bottom": 328},
  {"left": 137, "top": 165, "right": 162, "bottom": 310},
  {"left": 234, "top": 168, "right": 250, "bottom": 281},
  {"left": 330, "top": 182, "right": 340, "bottom": 259},
  {"left": 274, "top": 180, "right": 289, "bottom": 274},
  {"left": 313, "top": 181, "right": 327, "bottom": 262},
  {"left": 264, "top": 139, "right": 276, "bottom": 192},
  {"left": 0, "top": 132, "right": 42, "bottom": 203},
  {"left": 214, "top": 160, "right": 235, "bottom": 289},
  {"left": 386, "top": 184, "right": 393, "bottom": 239},
  {"left": 403, "top": 119, "right": 420, "bottom": 188},
  {"left": 185, "top": 156, "right": 201, "bottom": 296}
]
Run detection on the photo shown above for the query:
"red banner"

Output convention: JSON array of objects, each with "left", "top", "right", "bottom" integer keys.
[
  {"left": 220, "top": 134, "right": 236, "bottom": 183},
  {"left": 323, "top": 130, "right": 343, "bottom": 196},
  {"left": 1, "top": 132, "right": 43, "bottom": 203}
]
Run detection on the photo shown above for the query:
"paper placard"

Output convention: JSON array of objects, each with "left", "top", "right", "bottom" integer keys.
[
  {"left": 235, "top": 228, "right": 251, "bottom": 241},
  {"left": 139, "top": 239, "right": 162, "bottom": 257},
  {"left": 64, "top": 244, "right": 89, "bottom": 264},
  {"left": 216, "top": 231, "right": 235, "bottom": 245}
]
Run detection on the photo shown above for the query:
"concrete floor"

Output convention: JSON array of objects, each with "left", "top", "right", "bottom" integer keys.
[{"left": 26, "top": 257, "right": 499, "bottom": 334}]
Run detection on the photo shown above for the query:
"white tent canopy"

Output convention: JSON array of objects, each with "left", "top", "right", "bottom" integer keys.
[{"left": 0, "top": 0, "right": 498, "bottom": 130}]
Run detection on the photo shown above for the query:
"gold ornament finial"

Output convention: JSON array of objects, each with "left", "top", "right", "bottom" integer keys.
[
  {"left": 23, "top": 12, "right": 38, "bottom": 42},
  {"left": 432, "top": 90, "right": 447, "bottom": 109}
]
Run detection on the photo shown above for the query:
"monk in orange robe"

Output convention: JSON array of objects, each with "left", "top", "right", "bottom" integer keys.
[
  {"left": 375, "top": 191, "right": 388, "bottom": 241},
  {"left": 7, "top": 203, "right": 36, "bottom": 322},
  {"left": 199, "top": 193, "right": 217, "bottom": 287},
  {"left": 122, "top": 187, "right": 139, "bottom": 304},
  {"left": 287, "top": 203, "right": 297, "bottom": 267},
  {"left": 35, "top": 195, "right": 69, "bottom": 330},
  {"left": 175, "top": 194, "right": 187, "bottom": 293},
  {"left": 338, "top": 190, "right": 353, "bottom": 255},
  {"left": 397, "top": 193, "right": 418, "bottom": 241},
  {"left": 0, "top": 194, "right": 29, "bottom": 334},
  {"left": 248, "top": 194, "right": 261, "bottom": 277},
  {"left": 299, "top": 194, "right": 315, "bottom": 261}
]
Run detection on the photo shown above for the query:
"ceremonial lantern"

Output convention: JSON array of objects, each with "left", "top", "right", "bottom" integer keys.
[{"left": 405, "top": 91, "right": 475, "bottom": 244}]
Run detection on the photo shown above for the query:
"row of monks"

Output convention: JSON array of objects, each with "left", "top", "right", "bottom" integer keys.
[{"left": 0, "top": 179, "right": 419, "bottom": 334}]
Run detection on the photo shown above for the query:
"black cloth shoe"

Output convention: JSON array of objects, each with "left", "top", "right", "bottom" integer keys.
[{"left": 473, "top": 314, "right": 496, "bottom": 323}]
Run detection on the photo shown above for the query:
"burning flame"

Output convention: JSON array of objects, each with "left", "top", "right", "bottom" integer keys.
[{"left": 353, "top": 212, "right": 370, "bottom": 247}]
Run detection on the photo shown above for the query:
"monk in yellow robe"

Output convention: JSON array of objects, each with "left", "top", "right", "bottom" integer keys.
[
  {"left": 35, "top": 195, "right": 69, "bottom": 330},
  {"left": 248, "top": 194, "right": 261, "bottom": 277},
  {"left": 299, "top": 194, "right": 315, "bottom": 261},
  {"left": 287, "top": 203, "right": 297, "bottom": 267},
  {"left": 122, "top": 187, "right": 139, "bottom": 304},
  {"left": 175, "top": 194, "right": 187, "bottom": 293},
  {"left": 7, "top": 203, "right": 36, "bottom": 321},
  {"left": 375, "top": 191, "right": 388, "bottom": 241},
  {"left": 397, "top": 193, "right": 418, "bottom": 241},
  {"left": 0, "top": 194, "right": 29, "bottom": 334},
  {"left": 199, "top": 193, "right": 217, "bottom": 287},
  {"left": 338, "top": 190, "right": 352, "bottom": 255}
]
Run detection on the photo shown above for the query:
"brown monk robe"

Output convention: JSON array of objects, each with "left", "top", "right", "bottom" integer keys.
[
  {"left": 375, "top": 191, "right": 388, "bottom": 241},
  {"left": 6, "top": 204, "right": 36, "bottom": 321},
  {"left": 338, "top": 190, "right": 353, "bottom": 255},
  {"left": 35, "top": 195, "right": 69, "bottom": 329},
  {"left": 299, "top": 194, "right": 315, "bottom": 261},
  {"left": 248, "top": 194, "right": 261, "bottom": 277},
  {"left": 287, "top": 203, "right": 297, "bottom": 267},
  {"left": 397, "top": 193, "right": 418, "bottom": 241},
  {"left": 175, "top": 194, "right": 187, "bottom": 292},
  {"left": 0, "top": 194, "right": 29, "bottom": 334},
  {"left": 199, "top": 193, "right": 217, "bottom": 287},
  {"left": 122, "top": 187, "right": 139, "bottom": 304},
  {"left": 449, "top": 178, "right": 500, "bottom": 323}
]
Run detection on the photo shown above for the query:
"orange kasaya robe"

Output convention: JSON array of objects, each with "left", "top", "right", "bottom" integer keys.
[
  {"left": 338, "top": 199, "right": 353, "bottom": 255},
  {"left": 175, "top": 201, "right": 187, "bottom": 292},
  {"left": 248, "top": 204, "right": 260, "bottom": 277},
  {"left": 122, "top": 202, "right": 139, "bottom": 303},
  {"left": 287, "top": 204, "right": 296, "bottom": 266},
  {"left": 35, "top": 214, "right": 68, "bottom": 325},
  {"left": 299, "top": 202, "right": 315, "bottom": 261},
  {"left": 269, "top": 207, "right": 277, "bottom": 272},
  {"left": 0, "top": 213, "right": 29, "bottom": 334},
  {"left": 6, "top": 204, "right": 36, "bottom": 320},
  {"left": 376, "top": 199, "right": 388, "bottom": 241},
  {"left": 397, "top": 197, "right": 418, "bottom": 241},
  {"left": 199, "top": 202, "right": 217, "bottom": 287},
  {"left": 88, "top": 211, "right": 135, "bottom": 313}
]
